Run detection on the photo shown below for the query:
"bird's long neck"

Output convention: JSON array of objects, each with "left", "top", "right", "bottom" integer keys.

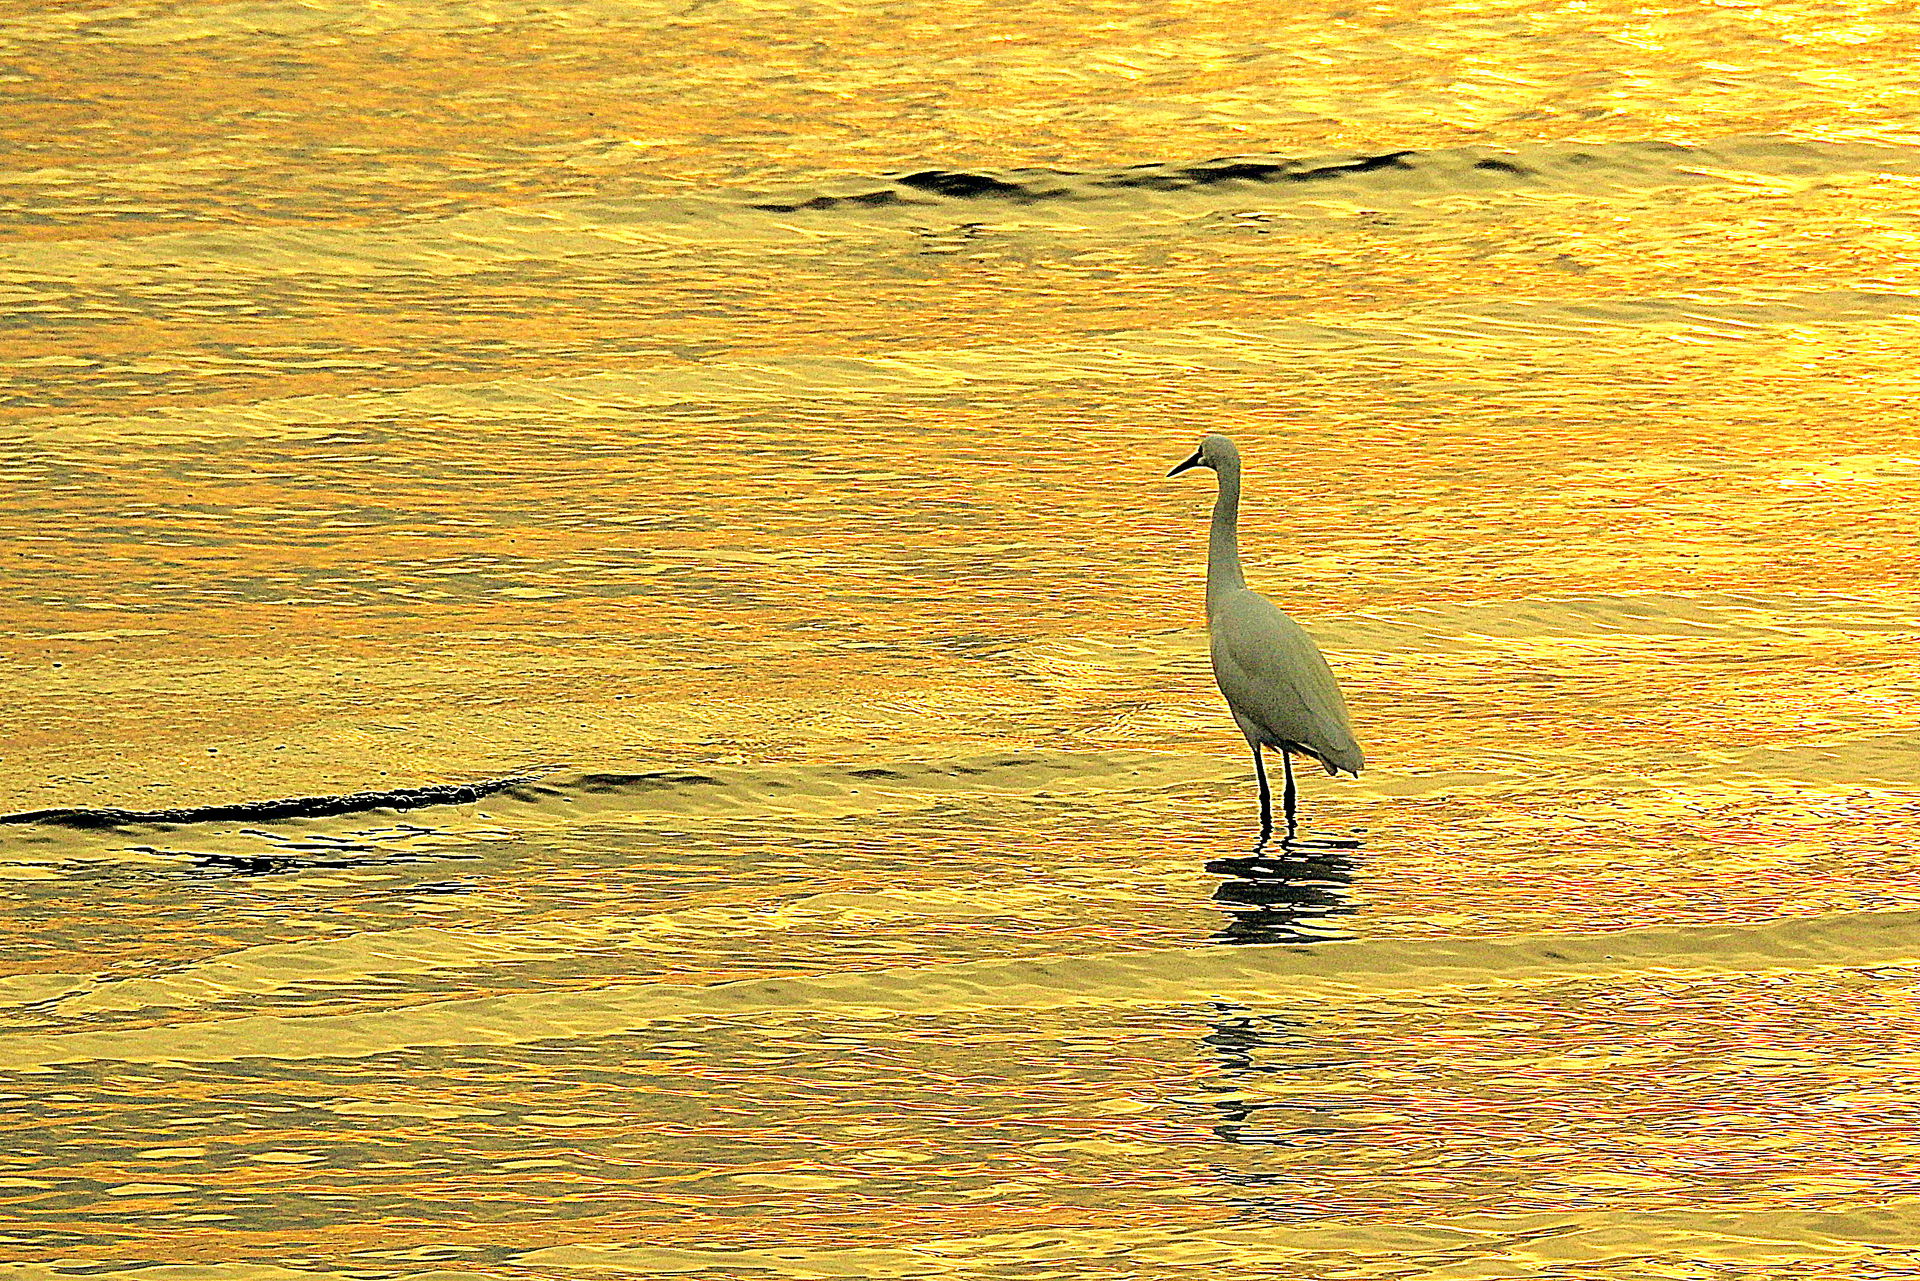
[{"left": 1206, "top": 458, "right": 1248, "bottom": 615}]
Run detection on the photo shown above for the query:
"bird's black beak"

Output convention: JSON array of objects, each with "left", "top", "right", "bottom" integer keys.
[{"left": 1167, "top": 449, "right": 1204, "bottom": 478}]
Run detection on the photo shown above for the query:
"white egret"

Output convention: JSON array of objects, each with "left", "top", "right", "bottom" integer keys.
[{"left": 1169, "top": 434, "right": 1363, "bottom": 841}]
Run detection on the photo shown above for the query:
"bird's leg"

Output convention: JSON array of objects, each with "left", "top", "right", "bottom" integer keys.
[
  {"left": 1281, "top": 750, "right": 1299, "bottom": 844},
  {"left": 1252, "top": 743, "right": 1273, "bottom": 846}
]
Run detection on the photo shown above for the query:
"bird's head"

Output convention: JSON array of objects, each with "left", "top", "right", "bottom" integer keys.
[{"left": 1167, "top": 433, "right": 1239, "bottom": 478}]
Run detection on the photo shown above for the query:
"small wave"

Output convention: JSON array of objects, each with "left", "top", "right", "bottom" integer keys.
[
  {"left": 751, "top": 148, "right": 1420, "bottom": 210},
  {"left": 490, "top": 750, "right": 1211, "bottom": 821},
  {"left": 0, "top": 776, "right": 536, "bottom": 831},
  {"left": 748, "top": 136, "right": 1920, "bottom": 213},
  {"left": 516, "top": 1196, "right": 1920, "bottom": 1275},
  {"left": 0, "top": 752, "right": 1213, "bottom": 850},
  {"left": 4, "top": 907, "right": 1914, "bottom": 1068}
]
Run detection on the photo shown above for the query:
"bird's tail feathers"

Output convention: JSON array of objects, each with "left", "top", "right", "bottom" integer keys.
[{"left": 1304, "top": 741, "right": 1364, "bottom": 778}]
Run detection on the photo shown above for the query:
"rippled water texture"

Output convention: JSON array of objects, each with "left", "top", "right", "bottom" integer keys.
[{"left": 6, "top": 0, "right": 1920, "bottom": 1276}]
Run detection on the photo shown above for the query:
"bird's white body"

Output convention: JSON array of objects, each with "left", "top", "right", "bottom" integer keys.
[
  {"left": 1171, "top": 432, "right": 1361, "bottom": 834},
  {"left": 1209, "top": 587, "right": 1363, "bottom": 776}
]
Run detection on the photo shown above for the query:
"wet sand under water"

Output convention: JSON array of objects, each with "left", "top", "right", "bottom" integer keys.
[{"left": 5, "top": 0, "right": 1920, "bottom": 1275}]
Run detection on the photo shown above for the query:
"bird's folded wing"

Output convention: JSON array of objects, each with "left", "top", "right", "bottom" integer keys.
[{"left": 1214, "top": 596, "right": 1361, "bottom": 770}]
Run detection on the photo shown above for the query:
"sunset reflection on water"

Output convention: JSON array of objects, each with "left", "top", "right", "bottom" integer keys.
[{"left": 4, "top": 0, "right": 1920, "bottom": 1274}]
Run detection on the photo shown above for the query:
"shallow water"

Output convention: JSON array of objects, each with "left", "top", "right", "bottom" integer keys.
[{"left": 6, "top": 0, "right": 1920, "bottom": 1275}]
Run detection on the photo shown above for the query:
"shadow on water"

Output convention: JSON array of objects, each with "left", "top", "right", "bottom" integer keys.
[
  {"left": 79, "top": 824, "right": 488, "bottom": 883},
  {"left": 184, "top": 844, "right": 480, "bottom": 879},
  {"left": 1205, "top": 833, "right": 1362, "bottom": 946}
]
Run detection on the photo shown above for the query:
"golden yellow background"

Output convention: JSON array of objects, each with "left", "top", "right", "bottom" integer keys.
[{"left": 3, "top": 0, "right": 1919, "bottom": 1275}]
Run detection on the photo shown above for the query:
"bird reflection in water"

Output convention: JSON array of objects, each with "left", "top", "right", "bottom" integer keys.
[
  {"left": 1197, "top": 1003, "right": 1356, "bottom": 1147},
  {"left": 1191, "top": 999, "right": 1369, "bottom": 1226},
  {"left": 1207, "top": 833, "right": 1361, "bottom": 946},
  {"left": 1190, "top": 834, "right": 1366, "bottom": 1216}
]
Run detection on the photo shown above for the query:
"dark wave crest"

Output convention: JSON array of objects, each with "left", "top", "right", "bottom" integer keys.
[
  {"left": 752, "top": 148, "right": 1419, "bottom": 210},
  {"left": 0, "top": 750, "right": 1200, "bottom": 835},
  {"left": 1, "top": 776, "right": 536, "bottom": 830},
  {"left": 748, "top": 137, "right": 1920, "bottom": 213}
]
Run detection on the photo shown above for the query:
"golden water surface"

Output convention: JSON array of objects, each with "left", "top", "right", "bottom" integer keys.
[{"left": 5, "top": 0, "right": 1920, "bottom": 1275}]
